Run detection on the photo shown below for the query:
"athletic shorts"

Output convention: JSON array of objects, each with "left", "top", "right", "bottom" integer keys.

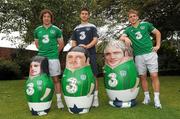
[
  {"left": 48, "top": 59, "right": 61, "bottom": 76},
  {"left": 89, "top": 54, "right": 98, "bottom": 77},
  {"left": 135, "top": 52, "right": 158, "bottom": 75}
]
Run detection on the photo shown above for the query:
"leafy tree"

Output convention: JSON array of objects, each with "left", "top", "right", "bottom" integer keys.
[{"left": 0, "top": 0, "right": 105, "bottom": 44}]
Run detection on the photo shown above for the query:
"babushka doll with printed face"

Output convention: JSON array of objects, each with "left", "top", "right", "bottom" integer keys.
[
  {"left": 62, "top": 46, "right": 95, "bottom": 114},
  {"left": 25, "top": 56, "right": 54, "bottom": 116},
  {"left": 103, "top": 40, "right": 139, "bottom": 108}
]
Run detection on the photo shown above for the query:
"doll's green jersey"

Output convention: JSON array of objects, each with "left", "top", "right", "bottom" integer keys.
[
  {"left": 25, "top": 73, "right": 54, "bottom": 102},
  {"left": 104, "top": 59, "right": 138, "bottom": 90},
  {"left": 62, "top": 65, "right": 95, "bottom": 96}
]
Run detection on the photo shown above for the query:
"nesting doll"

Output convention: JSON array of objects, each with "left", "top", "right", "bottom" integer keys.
[
  {"left": 25, "top": 56, "right": 54, "bottom": 116},
  {"left": 104, "top": 40, "right": 139, "bottom": 108},
  {"left": 62, "top": 46, "right": 95, "bottom": 114}
]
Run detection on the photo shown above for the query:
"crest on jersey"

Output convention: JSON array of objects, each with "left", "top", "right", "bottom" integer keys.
[
  {"left": 80, "top": 74, "right": 87, "bottom": 80},
  {"left": 119, "top": 70, "right": 127, "bottom": 77},
  {"left": 86, "top": 27, "right": 90, "bottom": 31},
  {"left": 37, "top": 80, "right": 43, "bottom": 90},
  {"left": 140, "top": 26, "right": 145, "bottom": 30},
  {"left": 50, "top": 30, "right": 55, "bottom": 34}
]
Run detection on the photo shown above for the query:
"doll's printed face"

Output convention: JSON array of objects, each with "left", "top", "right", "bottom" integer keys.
[
  {"left": 104, "top": 47, "right": 124, "bottom": 67},
  {"left": 29, "top": 61, "right": 41, "bottom": 76},
  {"left": 66, "top": 51, "right": 87, "bottom": 70}
]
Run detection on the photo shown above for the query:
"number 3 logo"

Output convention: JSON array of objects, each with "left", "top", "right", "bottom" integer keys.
[
  {"left": 66, "top": 78, "right": 78, "bottom": 94},
  {"left": 108, "top": 73, "right": 118, "bottom": 87},
  {"left": 79, "top": 31, "right": 86, "bottom": 40},
  {"left": 26, "top": 83, "right": 34, "bottom": 96},
  {"left": 135, "top": 31, "right": 142, "bottom": 40}
]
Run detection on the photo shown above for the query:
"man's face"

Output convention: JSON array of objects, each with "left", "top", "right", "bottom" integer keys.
[
  {"left": 29, "top": 61, "right": 41, "bottom": 76},
  {"left": 128, "top": 13, "right": 139, "bottom": 25},
  {"left": 66, "top": 51, "right": 87, "bottom": 70},
  {"left": 80, "top": 10, "right": 89, "bottom": 22},
  {"left": 104, "top": 47, "right": 124, "bottom": 67},
  {"left": 42, "top": 13, "right": 51, "bottom": 26}
]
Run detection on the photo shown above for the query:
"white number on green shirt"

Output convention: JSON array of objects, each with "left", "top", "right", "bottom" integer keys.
[{"left": 135, "top": 31, "right": 142, "bottom": 40}]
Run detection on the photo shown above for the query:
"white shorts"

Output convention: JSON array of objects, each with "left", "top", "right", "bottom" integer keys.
[
  {"left": 135, "top": 52, "right": 158, "bottom": 75},
  {"left": 48, "top": 59, "right": 61, "bottom": 76}
]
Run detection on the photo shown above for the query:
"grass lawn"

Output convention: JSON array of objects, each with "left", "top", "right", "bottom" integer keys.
[{"left": 0, "top": 76, "right": 180, "bottom": 119}]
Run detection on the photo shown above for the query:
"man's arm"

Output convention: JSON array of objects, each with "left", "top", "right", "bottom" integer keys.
[
  {"left": 71, "top": 40, "right": 77, "bottom": 47},
  {"left": 57, "top": 38, "right": 64, "bottom": 52},
  {"left": 119, "top": 35, "right": 132, "bottom": 47},
  {"left": 34, "top": 39, "right": 38, "bottom": 48},
  {"left": 152, "top": 29, "right": 161, "bottom": 52}
]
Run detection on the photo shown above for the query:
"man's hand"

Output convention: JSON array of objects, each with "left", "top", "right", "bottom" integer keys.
[
  {"left": 124, "top": 37, "right": 132, "bottom": 47},
  {"left": 119, "top": 35, "right": 132, "bottom": 47},
  {"left": 152, "top": 46, "right": 160, "bottom": 52}
]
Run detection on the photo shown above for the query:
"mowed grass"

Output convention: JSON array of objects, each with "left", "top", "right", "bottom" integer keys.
[{"left": 0, "top": 76, "right": 180, "bottom": 119}]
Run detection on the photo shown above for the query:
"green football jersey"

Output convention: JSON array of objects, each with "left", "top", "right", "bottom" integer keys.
[
  {"left": 62, "top": 65, "right": 95, "bottom": 96},
  {"left": 25, "top": 73, "right": 54, "bottom": 102},
  {"left": 124, "top": 22, "right": 155, "bottom": 56},
  {"left": 104, "top": 59, "right": 138, "bottom": 90},
  {"left": 34, "top": 25, "right": 63, "bottom": 59}
]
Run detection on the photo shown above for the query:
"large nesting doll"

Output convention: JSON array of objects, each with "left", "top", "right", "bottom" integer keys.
[
  {"left": 103, "top": 40, "right": 139, "bottom": 108},
  {"left": 25, "top": 56, "right": 54, "bottom": 116},
  {"left": 62, "top": 46, "right": 95, "bottom": 114}
]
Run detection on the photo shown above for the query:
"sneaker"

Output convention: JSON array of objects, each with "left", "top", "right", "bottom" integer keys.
[
  {"left": 79, "top": 109, "right": 89, "bottom": 114},
  {"left": 38, "top": 111, "right": 47, "bottom": 116},
  {"left": 109, "top": 101, "right": 115, "bottom": 107},
  {"left": 155, "top": 104, "right": 162, "bottom": 109},
  {"left": 92, "top": 96, "right": 99, "bottom": 107},
  {"left": 57, "top": 100, "right": 64, "bottom": 109},
  {"left": 154, "top": 99, "right": 162, "bottom": 109},
  {"left": 142, "top": 98, "right": 150, "bottom": 105}
]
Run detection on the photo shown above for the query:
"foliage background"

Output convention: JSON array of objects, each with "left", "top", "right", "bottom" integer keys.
[{"left": 0, "top": 0, "right": 180, "bottom": 77}]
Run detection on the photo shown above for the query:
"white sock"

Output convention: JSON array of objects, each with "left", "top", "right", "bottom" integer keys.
[
  {"left": 154, "top": 92, "right": 162, "bottom": 108},
  {"left": 154, "top": 92, "right": 160, "bottom": 99},
  {"left": 144, "top": 91, "right": 150, "bottom": 99},
  {"left": 94, "top": 90, "right": 98, "bottom": 97},
  {"left": 56, "top": 93, "right": 62, "bottom": 101}
]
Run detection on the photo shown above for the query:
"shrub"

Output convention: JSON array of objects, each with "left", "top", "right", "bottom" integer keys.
[
  {"left": 11, "top": 49, "right": 37, "bottom": 77},
  {"left": 0, "top": 58, "right": 21, "bottom": 80}
]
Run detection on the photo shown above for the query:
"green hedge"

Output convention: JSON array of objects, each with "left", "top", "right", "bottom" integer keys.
[{"left": 0, "top": 59, "right": 21, "bottom": 80}]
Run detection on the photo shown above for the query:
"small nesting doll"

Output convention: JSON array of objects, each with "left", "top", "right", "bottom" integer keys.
[
  {"left": 25, "top": 56, "right": 54, "bottom": 116},
  {"left": 104, "top": 40, "right": 139, "bottom": 108},
  {"left": 62, "top": 46, "right": 95, "bottom": 114}
]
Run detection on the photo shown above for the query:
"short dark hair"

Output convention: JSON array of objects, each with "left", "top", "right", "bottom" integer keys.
[
  {"left": 68, "top": 46, "right": 89, "bottom": 61},
  {"left": 31, "top": 56, "right": 49, "bottom": 75},
  {"left": 39, "top": 9, "right": 54, "bottom": 23},
  {"left": 80, "top": 7, "right": 90, "bottom": 14}
]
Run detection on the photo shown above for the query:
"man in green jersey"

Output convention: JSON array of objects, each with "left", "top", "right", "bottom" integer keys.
[
  {"left": 120, "top": 9, "right": 162, "bottom": 109},
  {"left": 34, "top": 9, "right": 64, "bottom": 109}
]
